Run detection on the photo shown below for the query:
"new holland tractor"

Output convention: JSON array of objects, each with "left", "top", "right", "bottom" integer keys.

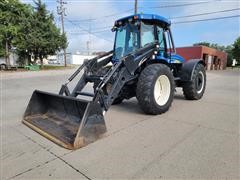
[{"left": 23, "top": 14, "right": 206, "bottom": 149}]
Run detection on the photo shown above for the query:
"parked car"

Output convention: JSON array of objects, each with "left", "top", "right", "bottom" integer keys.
[
  {"left": 48, "top": 59, "right": 60, "bottom": 65},
  {"left": 0, "top": 59, "right": 7, "bottom": 70}
]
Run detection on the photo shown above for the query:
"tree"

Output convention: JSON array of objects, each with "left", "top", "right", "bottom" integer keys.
[
  {"left": 193, "top": 42, "right": 210, "bottom": 47},
  {"left": 225, "top": 45, "right": 234, "bottom": 67},
  {"left": 0, "top": 0, "right": 67, "bottom": 68},
  {"left": 0, "top": 0, "right": 30, "bottom": 66},
  {"left": 193, "top": 42, "right": 226, "bottom": 51},
  {"left": 232, "top": 37, "right": 240, "bottom": 64},
  {"left": 18, "top": 0, "right": 67, "bottom": 68}
]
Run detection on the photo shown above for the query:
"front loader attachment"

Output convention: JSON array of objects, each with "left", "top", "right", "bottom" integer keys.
[
  {"left": 23, "top": 90, "right": 106, "bottom": 150},
  {"left": 22, "top": 45, "right": 157, "bottom": 150}
]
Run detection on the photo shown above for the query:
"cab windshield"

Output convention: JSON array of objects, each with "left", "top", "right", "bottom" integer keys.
[{"left": 113, "top": 22, "right": 140, "bottom": 60}]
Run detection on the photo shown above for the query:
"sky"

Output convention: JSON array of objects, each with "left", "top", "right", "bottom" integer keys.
[{"left": 21, "top": 0, "right": 240, "bottom": 54}]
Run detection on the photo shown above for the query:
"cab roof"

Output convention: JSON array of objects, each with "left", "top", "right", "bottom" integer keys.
[{"left": 115, "top": 14, "right": 171, "bottom": 28}]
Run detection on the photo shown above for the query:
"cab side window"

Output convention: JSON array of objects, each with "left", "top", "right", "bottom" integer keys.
[
  {"left": 141, "top": 22, "right": 155, "bottom": 47},
  {"left": 157, "top": 26, "right": 165, "bottom": 50}
]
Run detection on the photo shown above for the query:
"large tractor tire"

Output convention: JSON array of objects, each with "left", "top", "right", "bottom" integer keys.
[
  {"left": 182, "top": 63, "right": 206, "bottom": 100},
  {"left": 93, "top": 66, "right": 124, "bottom": 105},
  {"left": 136, "top": 64, "right": 175, "bottom": 115}
]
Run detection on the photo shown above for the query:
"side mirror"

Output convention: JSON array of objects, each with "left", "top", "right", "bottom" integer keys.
[{"left": 111, "top": 26, "right": 117, "bottom": 32}]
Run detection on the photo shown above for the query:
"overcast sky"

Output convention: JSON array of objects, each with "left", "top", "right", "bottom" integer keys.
[{"left": 22, "top": 0, "right": 240, "bottom": 53}]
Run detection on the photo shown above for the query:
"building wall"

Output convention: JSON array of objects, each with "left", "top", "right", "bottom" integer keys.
[
  {"left": 176, "top": 46, "right": 202, "bottom": 61},
  {"left": 176, "top": 46, "right": 227, "bottom": 70},
  {"left": 71, "top": 55, "right": 96, "bottom": 65}
]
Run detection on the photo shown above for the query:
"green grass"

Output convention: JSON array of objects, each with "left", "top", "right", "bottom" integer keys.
[{"left": 42, "top": 65, "right": 76, "bottom": 70}]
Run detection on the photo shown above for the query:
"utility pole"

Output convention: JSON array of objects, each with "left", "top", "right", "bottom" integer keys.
[
  {"left": 134, "top": 0, "right": 138, "bottom": 14},
  {"left": 86, "top": 41, "right": 90, "bottom": 55},
  {"left": 57, "top": 0, "right": 67, "bottom": 67},
  {"left": 88, "top": 18, "right": 92, "bottom": 55},
  {"left": 5, "top": 40, "right": 9, "bottom": 68}
]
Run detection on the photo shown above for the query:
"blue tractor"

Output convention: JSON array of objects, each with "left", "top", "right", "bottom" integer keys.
[{"left": 23, "top": 14, "right": 206, "bottom": 149}]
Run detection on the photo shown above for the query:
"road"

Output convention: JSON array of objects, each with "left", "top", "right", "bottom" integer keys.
[{"left": 1, "top": 69, "right": 239, "bottom": 179}]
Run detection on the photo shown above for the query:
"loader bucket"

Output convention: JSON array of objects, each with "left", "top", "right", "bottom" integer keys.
[{"left": 23, "top": 90, "right": 106, "bottom": 150}]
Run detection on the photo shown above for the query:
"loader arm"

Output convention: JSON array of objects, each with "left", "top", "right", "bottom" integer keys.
[
  {"left": 23, "top": 43, "right": 158, "bottom": 150},
  {"left": 59, "top": 42, "right": 158, "bottom": 111},
  {"left": 94, "top": 42, "right": 159, "bottom": 111},
  {"left": 59, "top": 50, "right": 113, "bottom": 96}
]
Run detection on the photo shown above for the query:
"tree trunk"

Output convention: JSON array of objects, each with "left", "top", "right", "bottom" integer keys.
[
  {"left": 40, "top": 56, "right": 43, "bottom": 69},
  {"left": 5, "top": 40, "right": 10, "bottom": 68},
  {"left": 27, "top": 54, "right": 31, "bottom": 65}
]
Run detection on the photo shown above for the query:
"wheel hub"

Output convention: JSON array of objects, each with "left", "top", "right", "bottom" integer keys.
[
  {"left": 154, "top": 75, "right": 171, "bottom": 106},
  {"left": 196, "top": 71, "right": 204, "bottom": 93}
]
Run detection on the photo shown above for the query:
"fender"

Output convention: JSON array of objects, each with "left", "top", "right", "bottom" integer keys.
[{"left": 180, "top": 59, "right": 205, "bottom": 81}]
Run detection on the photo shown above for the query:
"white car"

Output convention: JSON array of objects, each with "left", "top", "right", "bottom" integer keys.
[
  {"left": 0, "top": 59, "right": 7, "bottom": 70},
  {"left": 48, "top": 59, "right": 60, "bottom": 65}
]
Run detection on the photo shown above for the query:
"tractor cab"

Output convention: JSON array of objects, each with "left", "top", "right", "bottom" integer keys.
[{"left": 112, "top": 14, "right": 176, "bottom": 63}]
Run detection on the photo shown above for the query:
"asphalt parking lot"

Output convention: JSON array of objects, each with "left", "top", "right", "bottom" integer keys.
[{"left": 1, "top": 68, "right": 239, "bottom": 179}]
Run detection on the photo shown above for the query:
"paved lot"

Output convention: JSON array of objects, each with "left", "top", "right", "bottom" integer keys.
[{"left": 1, "top": 69, "right": 239, "bottom": 179}]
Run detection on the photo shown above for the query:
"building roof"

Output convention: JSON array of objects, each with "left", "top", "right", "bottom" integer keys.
[
  {"left": 115, "top": 14, "right": 171, "bottom": 27},
  {"left": 176, "top": 45, "right": 227, "bottom": 55}
]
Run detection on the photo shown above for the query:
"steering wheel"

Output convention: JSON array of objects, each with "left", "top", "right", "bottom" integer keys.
[{"left": 115, "top": 47, "right": 123, "bottom": 58}]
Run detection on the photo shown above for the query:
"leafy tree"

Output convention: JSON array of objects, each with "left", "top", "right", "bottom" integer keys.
[
  {"left": 0, "top": 39, "right": 4, "bottom": 57},
  {"left": 18, "top": 0, "right": 67, "bottom": 68},
  {"left": 0, "top": 0, "right": 30, "bottom": 66},
  {"left": 193, "top": 42, "right": 210, "bottom": 47},
  {"left": 225, "top": 45, "right": 234, "bottom": 67},
  {"left": 193, "top": 41, "right": 226, "bottom": 51},
  {"left": 232, "top": 37, "right": 240, "bottom": 64},
  {"left": 0, "top": 0, "right": 67, "bottom": 68}
]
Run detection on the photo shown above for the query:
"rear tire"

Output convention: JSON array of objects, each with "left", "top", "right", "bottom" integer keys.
[
  {"left": 136, "top": 64, "right": 175, "bottom": 115},
  {"left": 182, "top": 63, "right": 206, "bottom": 100}
]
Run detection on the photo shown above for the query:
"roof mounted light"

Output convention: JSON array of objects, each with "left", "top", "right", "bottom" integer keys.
[
  {"left": 111, "top": 26, "right": 117, "bottom": 32},
  {"left": 128, "top": 18, "right": 133, "bottom": 22},
  {"left": 133, "top": 15, "right": 138, "bottom": 20}
]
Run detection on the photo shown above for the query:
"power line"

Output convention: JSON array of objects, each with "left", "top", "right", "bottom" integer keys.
[
  {"left": 68, "top": 8, "right": 134, "bottom": 22},
  {"left": 170, "top": 8, "right": 240, "bottom": 19},
  {"left": 68, "top": 28, "right": 110, "bottom": 35},
  {"left": 64, "top": 1, "right": 220, "bottom": 26},
  {"left": 66, "top": 1, "right": 216, "bottom": 23},
  {"left": 65, "top": 22, "right": 112, "bottom": 31},
  {"left": 173, "top": 14, "right": 240, "bottom": 24},
  {"left": 67, "top": 14, "right": 239, "bottom": 37},
  {"left": 67, "top": 8, "right": 240, "bottom": 34},
  {"left": 101, "top": 8, "right": 134, "bottom": 18},
  {"left": 65, "top": 17, "right": 113, "bottom": 43},
  {"left": 146, "top": 1, "right": 214, "bottom": 9},
  {"left": 70, "top": 18, "right": 96, "bottom": 23}
]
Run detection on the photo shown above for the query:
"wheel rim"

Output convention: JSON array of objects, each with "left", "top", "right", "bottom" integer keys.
[
  {"left": 196, "top": 71, "right": 204, "bottom": 93},
  {"left": 154, "top": 75, "right": 171, "bottom": 106}
]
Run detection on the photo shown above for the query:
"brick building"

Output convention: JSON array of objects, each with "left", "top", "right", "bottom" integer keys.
[{"left": 176, "top": 46, "right": 227, "bottom": 70}]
